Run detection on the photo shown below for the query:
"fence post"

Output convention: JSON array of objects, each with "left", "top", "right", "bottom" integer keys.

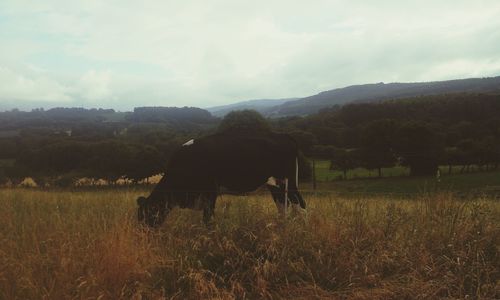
[
  {"left": 312, "top": 159, "right": 317, "bottom": 190},
  {"left": 284, "top": 178, "right": 288, "bottom": 215}
]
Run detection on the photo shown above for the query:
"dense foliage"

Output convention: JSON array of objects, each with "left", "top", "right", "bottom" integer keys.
[
  {"left": 0, "top": 93, "right": 499, "bottom": 185},
  {"left": 276, "top": 93, "right": 500, "bottom": 177},
  {"left": 0, "top": 107, "right": 216, "bottom": 185}
]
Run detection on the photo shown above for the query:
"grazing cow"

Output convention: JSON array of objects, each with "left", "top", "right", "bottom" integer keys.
[{"left": 137, "top": 132, "right": 306, "bottom": 227}]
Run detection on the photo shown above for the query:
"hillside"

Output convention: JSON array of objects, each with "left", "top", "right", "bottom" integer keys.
[
  {"left": 206, "top": 98, "right": 296, "bottom": 117},
  {"left": 265, "top": 76, "right": 500, "bottom": 117}
]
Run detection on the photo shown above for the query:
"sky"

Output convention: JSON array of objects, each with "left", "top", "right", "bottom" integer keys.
[{"left": 1, "top": 0, "right": 500, "bottom": 111}]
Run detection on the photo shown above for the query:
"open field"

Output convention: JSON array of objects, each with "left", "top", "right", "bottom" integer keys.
[
  {"left": 314, "top": 160, "right": 410, "bottom": 180},
  {"left": 0, "top": 189, "right": 499, "bottom": 299},
  {"left": 305, "top": 169, "right": 500, "bottom": 198},
  {"left": 313, "top": 160, "right": 500, "bottom": 181}
]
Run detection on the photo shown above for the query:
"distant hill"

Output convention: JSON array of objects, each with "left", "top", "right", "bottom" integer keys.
[
  {"left": 206, "top": 98, "right": 297, "bottom": 117},
  {"left": 265, "top": 76, "right": 500, "bottom": 117}
]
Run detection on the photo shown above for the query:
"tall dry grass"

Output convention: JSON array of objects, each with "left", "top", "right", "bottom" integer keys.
[{"left": 0, "top": 189, "right": 498, "bottom": 299}]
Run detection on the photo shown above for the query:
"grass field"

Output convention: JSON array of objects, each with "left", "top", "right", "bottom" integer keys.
[
  {"left": 305, "top": 169, "right": 500, "bottom": 199},
  {"left": 0, "top": 188, "right": 498, "bottom": 299},
  {"left": 313, "top": 160, "right": 498, "bottom": 181},
  {"left": 314, "top": 160, "right": 410, "bottom": 181}
]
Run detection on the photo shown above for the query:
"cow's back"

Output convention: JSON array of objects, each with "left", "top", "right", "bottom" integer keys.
[{"left": 166, "top": 132, "right": 298, "bottom": 193}]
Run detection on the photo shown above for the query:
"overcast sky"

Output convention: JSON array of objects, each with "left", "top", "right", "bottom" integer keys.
[{"left": 1, "top": 0, "right": 500, "bottom": 111}]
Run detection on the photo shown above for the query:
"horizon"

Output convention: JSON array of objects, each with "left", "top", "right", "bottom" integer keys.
[
  {"left": 1, "top": 1, "right": 500, "bottom": 111},
  {"left": 1, "top": 74, "right": 500, "bottom": 113}
]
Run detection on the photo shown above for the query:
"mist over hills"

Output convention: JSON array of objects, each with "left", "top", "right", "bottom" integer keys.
[
  {"left": 204, "top": 76, "right": 500, "bottom": 117},
  {"left": 260, "top": 76, "right": 500, "bottom": 117},
  {"left": 206, "top": 98, "right": 297, "bottom": 117},
  {"left": 2, "top": 76, "right": 499, "bottom": 117}
]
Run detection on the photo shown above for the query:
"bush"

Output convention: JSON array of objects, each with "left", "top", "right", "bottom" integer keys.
[{"left": 217, "top": 110, "right": 270, "bottom": 134}]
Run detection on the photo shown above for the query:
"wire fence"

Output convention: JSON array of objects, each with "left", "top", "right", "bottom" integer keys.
[
  {"left": 3, "top": 178, "right": 499, "bottom": 199},
  {"left": 88, "top": 185, "right": 500, "bottom": 199}
]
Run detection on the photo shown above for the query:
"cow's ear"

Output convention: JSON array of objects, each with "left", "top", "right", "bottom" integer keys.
[{"left": 137, "top": 196, "right": 147, "bottom": 206}]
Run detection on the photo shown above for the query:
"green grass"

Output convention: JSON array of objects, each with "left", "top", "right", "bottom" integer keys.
[
  {"left": 311, "top": 160, "right": 500, "bottom": 196},
  {"left": 303, "top": 169, "right": 500, "bottom": 198},
  {"left": 0, "top": 189, "right": 498, "bottom": 299},
  {"left": 314, "top": 160, "right": 410, "bottom": 181},
  {"left": 313, "top": 160, "right": 496, "bottom": 181}
]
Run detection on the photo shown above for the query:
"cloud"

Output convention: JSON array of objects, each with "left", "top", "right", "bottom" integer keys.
[
  {"left": 75, "top": 70, "right": 112, "bottom": 101},
  {"left": 0, "top": 66, "right": 71, "bottom": 102},
  {"left": 0, "top": 0, "right": 500, "bottom": 110}
]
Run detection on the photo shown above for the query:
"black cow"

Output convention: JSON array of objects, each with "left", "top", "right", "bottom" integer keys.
[{"left": 137, "top": 132, "right": 306, "bottom": 227}]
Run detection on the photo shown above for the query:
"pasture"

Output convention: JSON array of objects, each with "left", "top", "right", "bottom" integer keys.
[
  {"left": 306, "top": 169, "right": 500, "bottom": 198},
  {"left": 0, "top": 188, "right": 498, "bottom": 299},
  {"left": 313, "top": 159, "right": 500, "bottom": 181}
]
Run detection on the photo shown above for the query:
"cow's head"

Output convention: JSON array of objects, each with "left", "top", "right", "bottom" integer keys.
[{"left": 137, "top": 196, "right": 169, "bottom": 228}]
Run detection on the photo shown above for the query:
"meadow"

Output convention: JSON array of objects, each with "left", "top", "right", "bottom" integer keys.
[
  {"left": 313, "top": 160, "right": 500, "bottom": 181},
  {"left": 0, "top": 188, "right": 498, "bottom": 299},
  {"left": 305, "top": 168, "right": 500, "bottom": 200}
]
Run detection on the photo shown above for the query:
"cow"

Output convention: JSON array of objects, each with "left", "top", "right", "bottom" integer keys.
[{"left": 136, "top": 132, "right": 306, "bottom": 228}]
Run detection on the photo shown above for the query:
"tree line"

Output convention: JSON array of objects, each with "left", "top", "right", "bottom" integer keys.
[
  {"left": 277, "top": 93, "right": 500, "bottom": 178},
  {"left": 0, "top": 93, "right": 499, "bottom": 186},
  {"left": 0, "top": 107, "right": 216, "bottom": 186}
]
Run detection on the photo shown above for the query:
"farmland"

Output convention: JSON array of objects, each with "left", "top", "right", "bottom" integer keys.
[
  {"left": 1, "top": 188, "right": 498, "bottom": 299},
  {"left": 310, "top": 168, "right": 500, "bottom": 196},
  {"left": 314, "top": 159, "right": 500, "bottom": 182},
  {"left": 2, "top": 2, "right": 500, "bottom": 299}
]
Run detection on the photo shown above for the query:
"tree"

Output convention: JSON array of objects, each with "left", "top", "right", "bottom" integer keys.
[
  {"left": 476, "top": 136, "right": 500, "bottom": 170},
  {"left": 217, "top": 110, "right": 270, "bottom": 134},
  {"left": 440, "top": 147, "right": 462, "bottom": 174},
  {"left": 86, "top": 141, "right": 135, "bottom": 182},
  {"left": 311, "top": 145, "right": 337, "bottom": 160},
  {"left": 125, "top": 145, "right": 164, "bottom": 182},
  {"left": 309, "top": 126, "right": 340, "bottom": 145},
  {"left": 393, "top": 122, "right": 443, "bottom": 176},
  {"left": 5, "top": 165, "right": 30, "bottom": 185},
  {"left": 127, "top": 106, "right": 215, "bottom": 125},
  {"left": 329, "top": 148, "right": 360, "bottom": 180},
  {"left": 288, "top": 130, "right": 317, "bottom": 155},
  {"left": 312, "top": 145, "right": 360, "bottom": 179},
  {"left": 15, "top": 141, "right": 89, "bottom": 178},
  {"left": 359, "top": 119, "right": 397, "bottom": 177},
  {"left": 456, "top": 139, "right": 479, "bottom": 172},
  {"left": 0, "top": 139, "right": 16, "bottom": 158},
  {"left": 297, "top": 152, "right": 312, "bottom": 181}
]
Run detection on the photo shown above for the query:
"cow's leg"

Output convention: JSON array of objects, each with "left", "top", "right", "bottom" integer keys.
[
  {"left": 267, "top": 184, "right": 286, "bottom": 216},
  {"left": 282, "top": 178, "right": 307, "bottom": 216},
  {"left": 202, "top": 191, "right": 217, "bottom": 226},
  {"left": 287, "top": 157, "right": 306, "bottom": 209},
  {"left": 288, "top": 190, "right": 306, "bottom": 209}
]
